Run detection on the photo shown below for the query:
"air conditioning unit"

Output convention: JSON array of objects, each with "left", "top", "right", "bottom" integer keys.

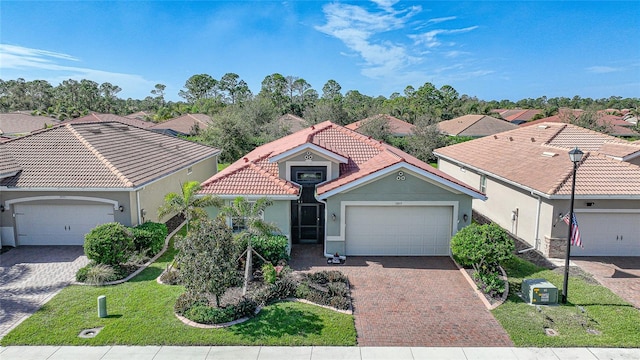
[{"left": 521, "top": 278, "right": 558, "bottom": 305}]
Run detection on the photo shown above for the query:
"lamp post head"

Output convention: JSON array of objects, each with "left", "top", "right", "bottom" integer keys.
[{"left": 568, "top": 147, "right": 584, "bottom": 164}]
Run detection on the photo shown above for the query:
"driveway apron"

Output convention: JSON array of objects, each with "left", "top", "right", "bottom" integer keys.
[
  {"left": 291, "top": 246, "right": 513, "bottom": 347},
  {"left": 0, "top": 246, "right": 89, "bottom": 339},
  {"left": 573, "top": 257, "right": 640, "bottom": 309}
]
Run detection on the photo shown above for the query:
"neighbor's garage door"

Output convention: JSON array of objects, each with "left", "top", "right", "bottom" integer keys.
[
  {"left": 345, "top": 205, "right": 453, "bottom": 256},
  {"left": 571, "top": 212, "right": 640, "bottom": 256},
  {"left": 15, "top": 204, "right": 115, "bottom": 246}
]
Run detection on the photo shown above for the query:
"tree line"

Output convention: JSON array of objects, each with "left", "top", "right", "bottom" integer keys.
[{"left": 1, "top": 74, "right": 638, "bottom": 163}]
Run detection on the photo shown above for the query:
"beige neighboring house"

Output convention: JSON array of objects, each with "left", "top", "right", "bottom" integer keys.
[
  {"left": 67, "top": 112, "right": 155, "bottom": 129},
  {"left": 125, "top": 111, "right": 153, "bottom": 121},
  {"left": 438, "top": 115, "right": 518, "bottom": 137},
  {"left": 345, "top": 114, "right": 415, "bottom": 137},
  {"left": 493, "top": 109, "right": 542, "bottom": 124},
  {"left": 434, "top": 122, "right": 640, "bottom": 258},
  {"left": 276, "top": 114, "right": 308, "bottom": 134},
  {"left": 149, "top": 114, "right": 212, "bottom": 136},
  {"left": 522, "top": 109, "right": 640, "bottom": 137},
  {"left": 0, "top": 112, "right": 60, "bottom": 137},
  {"left": 0, "top": 121, "right": 219, "bottom": 247}
]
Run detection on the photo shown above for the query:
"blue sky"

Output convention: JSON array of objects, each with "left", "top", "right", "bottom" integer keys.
[{"left": 1, "top": 1, "right": 639, "bottom": 102}]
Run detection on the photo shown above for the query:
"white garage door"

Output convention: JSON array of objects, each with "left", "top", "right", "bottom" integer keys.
[
  {"left": 345, "top": 205, "right": 453, "bottom": 256},
  {"left": 570, "top": 212, "right": 640, "bottom": 256},
  {"left": 15, "top": 204, "right": 115, "bottom": 246}
]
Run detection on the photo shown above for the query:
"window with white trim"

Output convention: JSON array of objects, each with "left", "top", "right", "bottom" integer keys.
[
  {"left": 229, "top": 201, "right": 264, "bottom": 233},
  {"left": 480, "top": 175, "right": 487, "bottom": 193}
]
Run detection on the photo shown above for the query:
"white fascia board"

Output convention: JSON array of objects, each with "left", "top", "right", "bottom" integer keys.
[
  {"left": 269, "top": 143, "right": 348, "bottom": 164},
  {"left": 0, "top": 187, "right": 133, "bottom": 192},
  {"left": 200, "top": 194, "right": 299, "bottom": 201},
  {"left": 318, "top": 162, "right": 486, "bottom": 200}
]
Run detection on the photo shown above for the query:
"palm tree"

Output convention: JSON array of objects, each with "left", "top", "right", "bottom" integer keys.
[
  {"left": 219, "top": 197, "right": 278, "bottom": 295},
  {"left": 157, "top": 181, "right": 222, "bottom": 232}
]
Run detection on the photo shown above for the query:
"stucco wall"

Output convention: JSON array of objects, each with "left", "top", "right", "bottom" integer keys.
[
  {"left": 139, "top": 155, "right": 217, "bottom": 224},
  {"left": 277, "top": 151, "right": 340, "bottom": 181}
]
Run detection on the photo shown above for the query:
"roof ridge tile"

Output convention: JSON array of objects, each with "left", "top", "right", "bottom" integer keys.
[{"left": 66, "top": 124, "right": 134, "bottom": 187}]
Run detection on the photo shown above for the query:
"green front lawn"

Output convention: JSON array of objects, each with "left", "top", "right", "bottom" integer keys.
[
  {"left": 492, "top": 257, "right": 640, "bottom": 347},
  {"left": 0, "top": 238, "right": 356, "bottom": 346}
]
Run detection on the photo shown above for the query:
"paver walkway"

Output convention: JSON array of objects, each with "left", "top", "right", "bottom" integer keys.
[
  {"left": 0, "top": 246, "right": 89, "bottom": 339},
  {"left": 290, "top": 245, "right": 513, "bottom": 347},
  {"left": 573, "top": 257, "right": 640, "bottom": 309}
]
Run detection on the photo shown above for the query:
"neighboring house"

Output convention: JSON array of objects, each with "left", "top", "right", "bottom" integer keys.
[
  {"left": 67, "top": 113, "right": 154, "bottom": 129},
  {"left": 0, "top": 112, "right": 60, "bottom": 137},
  {"left": 434, "top": 122, "right": 640, "bottom": 258},
  {"left": 0, "top": 122, "right": 220, "bottom": 247},
  {"left": 345, "top": 114, "right": 415, "bottom": 137},
  {"left": 438, "top": 114, "right": 518, "bottom": 137},
  {"left": 148, "top": 114, "right": 212, "bottom": 136},
  {"left": 523, "top": 109, "right": 640, "bottom": 137},
  {"left": 276, "top": 114, "right": 308, "bottom": 134},
  {"left": 200, "top": 121, "right": 484, "bottom": 257},
  {"left": 493, "top": 109, "right": 542, "bottom": 124},
  {"left": 125, "top": 111, "right": 153, "bottom": 121}
]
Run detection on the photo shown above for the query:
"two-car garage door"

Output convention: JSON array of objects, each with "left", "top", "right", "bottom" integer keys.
[
  {"left": 15, "top": 204, "right": 114, "bottom": 246},
  {"left": 345, "top": 205, "right": 453, "bottom": 256},
  {"left": 570, "top": 212, "right": 640, "bottom": 256}
]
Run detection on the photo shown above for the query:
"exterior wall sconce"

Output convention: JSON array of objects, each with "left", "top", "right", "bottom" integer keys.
[
  {"left": 0, "top": 204, "right": 4, "bottom": 212},
  {"left": 331, "top": 213, "right": 336, "bottom": 221},
  {"left": 118, "top": 205, "right": 124, "bottom": 212},
  {"left": 463, "top": 213, "right": 468, "bottom": 222},
  {"left": 140, "top": 209, "right": 146, "bottom": 217}
]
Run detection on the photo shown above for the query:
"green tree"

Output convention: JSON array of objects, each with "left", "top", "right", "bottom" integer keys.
[
  {"left": 406, "top": 116, "right": 447, "bottom": 162},
  {"left": 179, "top": 74, "right": 218, "bottom": 103},
  {"left": 175, "top": 217, "right": 240, "bottom": 307},
  {"left": 157, "top": 181, "right": 222, "bottom": 232},
  {"left": 358, "top": 115, "right": 392, "bottom": 142},
  {"left": 219, "top": 197, "right": 279, "bottom": 294},
  {"left": 450, "top": 223, "right": 514, "bottom": 274}
]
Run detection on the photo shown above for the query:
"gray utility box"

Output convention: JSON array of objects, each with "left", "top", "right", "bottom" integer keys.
[{"left": 522, "top": 278, "right": 558, "bottom": 305}]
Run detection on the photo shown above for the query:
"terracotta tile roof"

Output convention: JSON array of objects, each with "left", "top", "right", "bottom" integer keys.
[
  {"left": 523, "top": 109, "right": 639, "bottom": 137},
  {"left": 201, "top": 121, "right": 481, "bottom": 198},
  {"left": 345, "top": 114, "right": 415, "bottom": 136},
  {"left": 1, "top": 122, "right": 219, "bottom": 189},
  {"left": 277, "top": 114, "right": 308, "bottom": 133},
  {"left": 494, "top": 109, "right": 542, "bottom": 122},
  {"left": 434, "top": 122, "right": 640, "bottom": 197},
  {"left": 149, "top": 114, "right": 212, "bottom": 135},
  {"left": 438, "top": 115, "right": 518, "bottom": 136},
  {"left": 0, "top": 112, "right": 60, "bottom": 135},
  {"left": 66, "top": 113, "right": 154, "bottom": 128},
  {"left": 0, "top": 144, "right": 21, "bottom": 178},
  {"left": 125, "top": 111, "right": 152, "bottom": 120}
]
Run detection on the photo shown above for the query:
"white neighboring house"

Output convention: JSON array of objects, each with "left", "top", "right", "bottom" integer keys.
[
  {"left": 434, "top": 122, "right": 640, "bottom": 258},
  {"left": 0, "top": 121, "right": 219, "bottom": 247}
]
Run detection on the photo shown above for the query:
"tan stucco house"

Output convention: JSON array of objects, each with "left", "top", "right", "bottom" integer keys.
[
  {"left": 434, "top": 122, "right": 640, "bottom": 257},
  {"left": 200, "top": 121, "right": 484, "bottom": 258},
  {"left": 0, "top": 121, "right": 219, "bottom": 247}
]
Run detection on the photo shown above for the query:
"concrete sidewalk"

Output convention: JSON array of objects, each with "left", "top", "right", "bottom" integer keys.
[{"left": 1, "top": 346, "right": 638, "bottom": 360}]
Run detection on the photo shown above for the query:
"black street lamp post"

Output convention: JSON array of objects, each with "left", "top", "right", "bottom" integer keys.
[{"left": 561, "top": 147, "right": 584, "bottom": 304}]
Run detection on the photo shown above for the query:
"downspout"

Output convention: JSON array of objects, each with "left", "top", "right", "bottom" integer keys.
[
  {"left": 519, "top": 192, "right": 542, "bottom": 253},
  {"left": 136, "top": 189, "right": 142, "bottom": 225},
  {"left": 317, "top": 196, "right": 330, "bottom": 259}
]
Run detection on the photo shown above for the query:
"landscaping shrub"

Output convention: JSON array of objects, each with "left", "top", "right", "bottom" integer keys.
[
  {"left": 85, "top": 264, "right": 117, "bottom": 285},
  {"left": 160, "top": 269, "right": 180, "bottom": 285},
  {"left": 234, "top": 296, "right": 258, "bottom": 317},
  {"left": 238, "top": 234, "right": 289, "bottom": 269},
  {"left": 450, "top": 222, "right": 514, "bottom": 273},
  {"left": 75, "top": 264, "right": 91, "bottom": 282},
  {"left": 174, "top": 291, "right": 208, "bottom": 315},
  {"left": 262, "top": 263, "right": 277, "bottom": 284},
  {"left": 84, "top": 223, "right": 135, "bottom": 266},
  {"left": 133, "top": 222, "right": 168, "bottom": 256},
  {"left": 184, "top": 304, "right": 236, "bottom": 324},
  {"left": 296, "top": 271, "right": 351, "bottom": 311}
]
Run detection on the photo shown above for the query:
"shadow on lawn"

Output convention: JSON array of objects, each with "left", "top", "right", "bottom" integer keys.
[{"left": 230, "top": 305, "right": 323, "bottom": 339}]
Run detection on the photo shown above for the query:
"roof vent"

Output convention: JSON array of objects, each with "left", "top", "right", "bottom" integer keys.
[
  {"left": 87, "top": 128, "right": 102, "bottom": 134},
  {"left": 116, "top": 125, "right": 129, "bottom": 131},
  {"left": 531, "top": 137, "right": 535, "bottom": 142},
  {"left": 537, "top": 125, "right": 549, "bottom": 129},
  {"left": 493, "top": 135, "right": 498, "bottom": 139},
  {"left": 542, "top": 151, "right": 558, "bottom": 157},
  {"left": 509, "top": 137, "right": 514, "bottom": 141},
  {"left": 243, "top": 157, "right": 249, "bottom": 163}
]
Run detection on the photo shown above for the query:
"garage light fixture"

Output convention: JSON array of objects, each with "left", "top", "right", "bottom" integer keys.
[
  {"left": 0, "top": 204, "right": 4, "bottom": 212},
  {"left": 118, "top": 205, "right": 124, "bottom": 212},
  {"left": 463, "top": 213, "right": 468, "bottom": 222},
  {"left": 331, "top": 213, "right": 336, "bottom": 221}
]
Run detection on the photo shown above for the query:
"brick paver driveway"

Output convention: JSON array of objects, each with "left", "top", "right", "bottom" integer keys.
[
  {"left": 0, "top": 246, "right": 89, "bottom": 339},
  {"left": 573, "top": 257, "right": 640, "bottom": 309},
  {"left": 290, "top": 245, "right": 513, "bottom": 347}
]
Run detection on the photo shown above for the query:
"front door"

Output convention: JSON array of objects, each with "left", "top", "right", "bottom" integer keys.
[{"left": 291, "top": 166, "right": 326, "bottom": 244}]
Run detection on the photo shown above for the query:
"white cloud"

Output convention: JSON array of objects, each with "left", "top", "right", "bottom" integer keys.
[
  {"left": 0, "top": 44, "right": 156, "bottom": 98},
  {"left": 410, "top": 26, "right": 479, "bottom": 48},
  {"left": 428, "top": 16, "right": 457, "bottom": 24},
  {"left": 585, "top": 66, "right": 620, "bottom": 74}
]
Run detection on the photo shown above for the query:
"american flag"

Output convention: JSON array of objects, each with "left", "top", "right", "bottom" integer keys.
[{"left": 563, "top": 212, "right": 583, "bottom": 247}]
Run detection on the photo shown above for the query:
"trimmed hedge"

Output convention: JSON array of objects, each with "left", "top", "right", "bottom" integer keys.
[
  {"left": 238, "top": 235, "right": 289, "bottom": 268},
  {"left": 132, "top": 222, "right": 168, "bottom": 256},
  {"left": 84, "top": 223, "right": 134, "bottom": 266}
]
